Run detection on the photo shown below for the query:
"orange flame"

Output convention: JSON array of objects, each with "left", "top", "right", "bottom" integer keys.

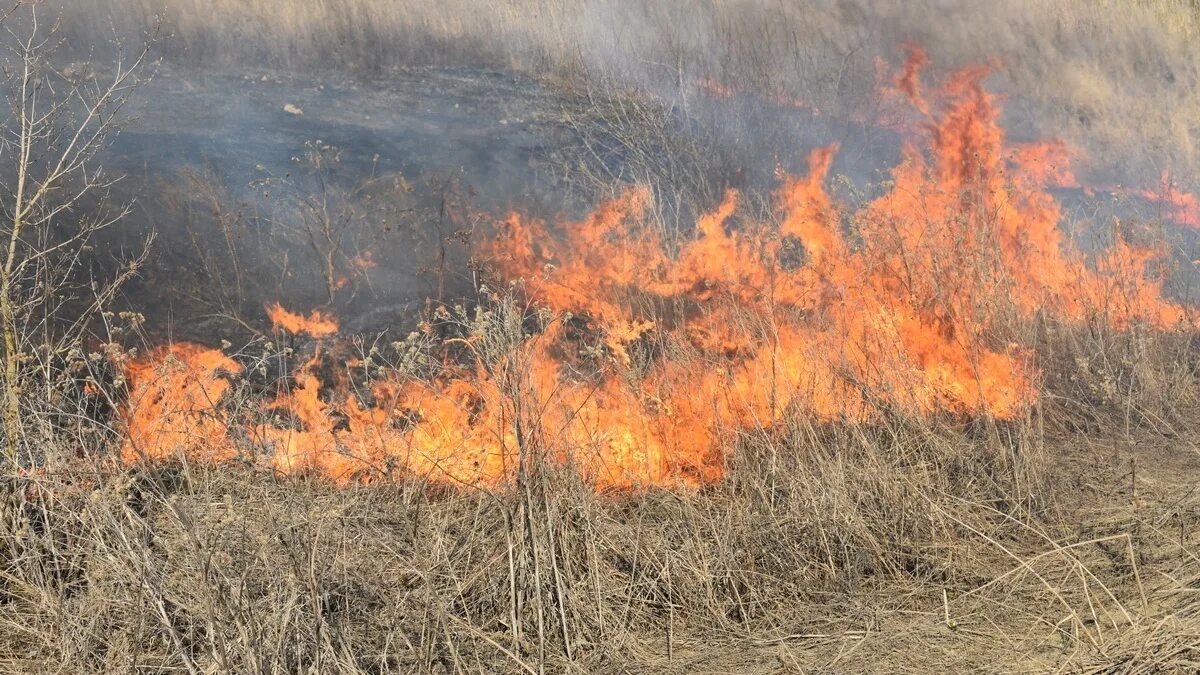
[
  {"left": 1011, "top": 141, "right": 1079, "bottom": 189},
  {"left": 1137, "top": 172, "right": 1200, "bottom": 228},
  {"left": 118, "top": 50, "right": 1193, "bottom": 490},
  {"left": 121, "top": 343, "right": 243, "bottom": 464},
  {"left": 267, "top": 303, "right": 340, "bottom": 336}
]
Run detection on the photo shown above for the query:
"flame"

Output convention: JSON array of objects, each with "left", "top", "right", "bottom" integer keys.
[
  {"left": 1137, "top": 172, "right": 1200, "bottom": 228},
  {"left": 695, "top": 78, "right": 736, "bottom": 99},
  {"left": 117, "top": 50, "right": 1193, "bottom": 489},
  {"left": 895, "top": 43, "right": 932, "bottom": 117},
  {"left": 121, "top": 343, "right": 243, "bottom": 464},
  {"left": 267, "top": 303, "right": 340, "bottom": 336},
  {"left": 254, "top": 326, "right": 717, "bottom": 487},
  {"left": 1011, "top": 141, "right": 1079, "bottom": 189}
]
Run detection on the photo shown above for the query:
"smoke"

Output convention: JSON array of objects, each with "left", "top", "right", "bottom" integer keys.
[{"left": 51, "top": 0, "right": 1200, "bottom": 187}]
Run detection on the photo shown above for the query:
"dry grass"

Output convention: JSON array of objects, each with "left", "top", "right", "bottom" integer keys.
[
  {"left": 0, "top": 421, "right": 1197, "bottom": 672},
  {"left": 0, "top": 292, "right": 1198, "bottom": 672}
]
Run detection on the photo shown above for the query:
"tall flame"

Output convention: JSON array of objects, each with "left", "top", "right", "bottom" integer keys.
[{"left": 118, "top": 51, "right": 1192, "bottom": 489}]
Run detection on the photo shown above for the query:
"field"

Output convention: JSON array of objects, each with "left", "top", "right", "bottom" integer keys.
[{"left": 1, "top": 2, "right": 1199, "bottom": 673}]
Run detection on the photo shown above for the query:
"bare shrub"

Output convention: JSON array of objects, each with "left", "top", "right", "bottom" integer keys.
[{"left": 0, "top": 5, "right": 152, "bottom": 466}]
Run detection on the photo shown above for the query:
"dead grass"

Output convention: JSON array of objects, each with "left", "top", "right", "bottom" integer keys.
[
  {"left": 1, "top": 297, "right": 1198, "bottom": 672},
  {"left": 0, "top": 417, "right": 1197, "bottom": 672}
]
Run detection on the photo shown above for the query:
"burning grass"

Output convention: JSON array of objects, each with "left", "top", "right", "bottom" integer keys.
[
  {"left": 116, "top": 52, "right": 1194, "bottom": 490},
  {"left": 1, "top": 26, "right": 1199, "bottom": 674}
]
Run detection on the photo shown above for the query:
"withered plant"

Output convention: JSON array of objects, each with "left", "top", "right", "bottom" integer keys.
[{"left": 0, "top": 5, "right": 153, "bottom": 465}]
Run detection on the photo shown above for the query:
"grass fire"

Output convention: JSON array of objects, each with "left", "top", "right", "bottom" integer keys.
[{"left": 3, "top": 3, "right": 1200, "bottom": 673}]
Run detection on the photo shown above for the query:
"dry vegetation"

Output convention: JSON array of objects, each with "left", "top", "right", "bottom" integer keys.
[
  {"left": 0, "top": 2, "right": 1197, "bottom": 674},
  {"left": 2, "top": 314, "right": 1199, "bottom": 672}
]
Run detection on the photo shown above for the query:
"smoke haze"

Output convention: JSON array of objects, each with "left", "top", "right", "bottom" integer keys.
[{"left": 51, "top": 0, "right": 1200, "bottom": 186}]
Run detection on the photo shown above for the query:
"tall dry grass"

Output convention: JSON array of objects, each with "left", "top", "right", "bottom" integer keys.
[{"left": 1, "top": 286, "right": 1198, "bottom": 671}]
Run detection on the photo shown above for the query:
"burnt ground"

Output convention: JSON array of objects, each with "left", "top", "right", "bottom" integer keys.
[
  {"left": 106, "top": 65, "right": 579, "bottom": 213},
  {"left": 96, "top": 63, "right": 595, "bottom": 344},
  {"left": 88, "top": 60, "right": 936, "bottom": 347}
]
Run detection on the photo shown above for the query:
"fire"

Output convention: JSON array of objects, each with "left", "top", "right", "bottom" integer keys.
[
  {"left": 121, "top": 343, "right": 243, "bottom": 464},
  {"left": 1137, "top": 172, "right": 1200, "bottom": 229},
  {"left": 695, "top": 78, "right": 736, "bottom": 99},
  {"left": 267, "top": 302, "right": 340, "bottom": 336},
  {"left": 117, "top": 50, "right": 1193, "bottom": 489},
  {"left": 1011, "top": 141, "right": 1079, "bottom": 189},
  {"left": 296, "top": 327, "right": 718, "bottom": 486}
]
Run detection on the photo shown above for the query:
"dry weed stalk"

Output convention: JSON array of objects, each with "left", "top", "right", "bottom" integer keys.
[{"left": 0, "top": 5, "right": 153, "bottom": 466}]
